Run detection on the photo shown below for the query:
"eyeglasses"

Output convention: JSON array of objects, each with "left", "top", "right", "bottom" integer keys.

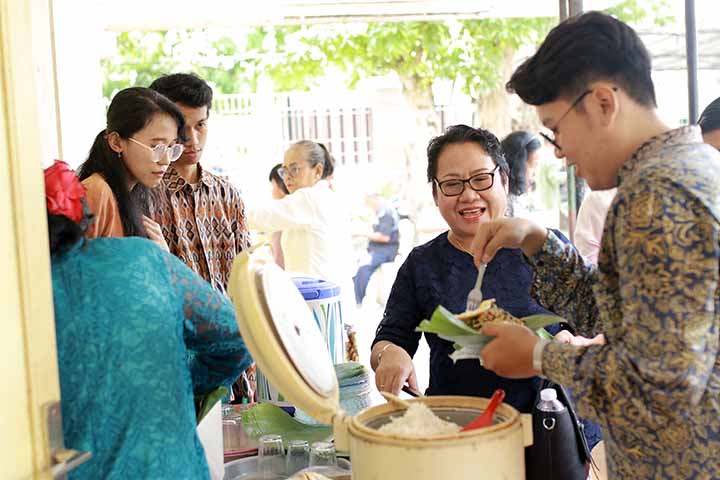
[
  {"left": 277, "top": 164, "right": 306, "bottom": 180},
  {"left": 539, "top": 89, "right": 593, "bottom": 151},
  {"left": 128, "top": 137, "right": 184, "bottom": 163},
  {"left": 434, "top": 165, "right": 499, "bottom": 197},
  {"left": 540, "top": 87, "right": 620, "bottom": 151}
]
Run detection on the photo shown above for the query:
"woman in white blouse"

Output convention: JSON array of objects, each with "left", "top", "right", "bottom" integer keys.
[{"left": 249, "top": 141, "right": 355, "bottom": 294}]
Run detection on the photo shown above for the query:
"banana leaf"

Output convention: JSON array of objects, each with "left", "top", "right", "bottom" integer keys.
[
  {"left": 240, "top": 403, "right": 333, "bottom": 447},
  {"left": 195, "top": 386, "right": 229, "bottom": 424},
  {"left": 416, "top": 305, "right": 563, "bottom": 362}
]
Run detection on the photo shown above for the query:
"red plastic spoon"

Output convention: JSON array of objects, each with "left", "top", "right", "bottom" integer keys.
[{"left": 461, "top": 389, "right": 506, "bottom": 432}]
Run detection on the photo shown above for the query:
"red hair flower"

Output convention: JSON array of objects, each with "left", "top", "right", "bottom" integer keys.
[{"left": 44, "top": 160, "right": 85, "bottom": 223}]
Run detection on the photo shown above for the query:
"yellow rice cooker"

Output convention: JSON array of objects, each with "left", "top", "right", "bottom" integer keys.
[{"left": 228, "top": 248, "right": 534, "bottom": 480}]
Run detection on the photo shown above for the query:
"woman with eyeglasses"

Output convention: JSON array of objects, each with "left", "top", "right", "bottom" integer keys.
[
  {"left": 249, "top": 141, "right": 354, "bottom": 288},
  {"left": 78, "top": 87, "right": 185, "bottom": 250},
  {"left": 370, "top": 125, "right": 601, "bottom": 450}
]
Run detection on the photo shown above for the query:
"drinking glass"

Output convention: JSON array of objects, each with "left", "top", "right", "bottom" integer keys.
[
  {"left": 285, "top": 439, "right": 310, "bottom": 475},
  {"left": 309, "top": 441, "right": 337, "bottom": 468},
  {"left": 258, "top": 434, "right": 285, "bottom": 478}
]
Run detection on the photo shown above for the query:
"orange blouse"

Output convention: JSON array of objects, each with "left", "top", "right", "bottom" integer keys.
[{"left": 81, "top": 173, "right": 124, "bottom": 238}]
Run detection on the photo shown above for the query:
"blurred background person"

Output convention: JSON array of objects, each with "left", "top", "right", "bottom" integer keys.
[
  {"left": 78, "top": 87, "right": 185, "bottom": 250},
  {"left": 353, "top": 193, "right": 400, "bottom": 307},
  {"left": 699, "top": 96, "right": 720, "bottom": 150},
  {"left": 501, "top": 131, "right": 542, "bottom": 219},
  {"left": 268, "top": 163, "right": 289, "bottom": 268},
  {"left": 46, "top": 161, "right": 251, "bottom": 479},
  {"left": 248, "top": 140, "right": 355, "bottom": 309}
]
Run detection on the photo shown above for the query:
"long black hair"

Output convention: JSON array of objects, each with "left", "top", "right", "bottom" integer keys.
[
  {"left": 501, "top": 131, "right": 542, "bottom": 196},
  {"left": 77, "top": 87, "right": 185, "bottom": 237}
]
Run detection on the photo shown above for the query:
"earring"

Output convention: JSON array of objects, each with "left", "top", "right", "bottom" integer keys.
[{"left": 117, "top": 152, "right": 122, "bottom": 159}]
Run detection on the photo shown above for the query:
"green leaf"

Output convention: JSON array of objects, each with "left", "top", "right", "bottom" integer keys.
[
  {"left": 417, "top": 305, "right": 566, "bottom": 362},
  {"left": 240, "top": 403, "right": 333, "bottom": 447},
  {"left": 415, "top": 305, "right": 479, "bottom": 337},
  {"left": 521, "top": 314, "right": 563, "bottom": 331},
  {"left": 195, "top": 386, "right": 229, "bottom": 424}
]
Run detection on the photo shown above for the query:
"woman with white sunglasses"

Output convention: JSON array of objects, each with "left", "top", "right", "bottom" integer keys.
[{"left": 78, "top": 87, "right": 185, "bottom": 250}]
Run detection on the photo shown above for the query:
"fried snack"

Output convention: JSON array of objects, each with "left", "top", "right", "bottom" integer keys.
[{"left": 456, "top": 299, "right": 523, "bottom": 330}]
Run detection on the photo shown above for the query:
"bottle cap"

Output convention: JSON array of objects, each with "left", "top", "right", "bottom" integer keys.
[{"left": 540, "top": 388, "right": 557, "bottom": 402}]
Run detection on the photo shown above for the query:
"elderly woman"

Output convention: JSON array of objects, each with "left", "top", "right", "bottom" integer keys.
[
  {"left": 46, "top": 161, "right": 251, "bottom": 479},
  {"left": 249, "top": 140, "right": 354, "bottom": 298}
]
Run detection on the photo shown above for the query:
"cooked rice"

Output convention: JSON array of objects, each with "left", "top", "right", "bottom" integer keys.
[{"left": 377, "top": 402, "right": 461, "bottom": 437}]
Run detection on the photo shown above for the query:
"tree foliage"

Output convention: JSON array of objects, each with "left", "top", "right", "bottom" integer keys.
[{"left": 101, "top": 0, "right": 671, "bottom": 103}]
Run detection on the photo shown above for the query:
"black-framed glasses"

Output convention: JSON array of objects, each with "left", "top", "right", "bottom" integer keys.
[
  {"left": 434, "top": 165, "right": 499, "bottom": 197},
  {"left": 129, "top": 137, "right": 184, "bottom": 163},
  {"left": 539, "top": 89, "right": 593, "bottom": 151}
]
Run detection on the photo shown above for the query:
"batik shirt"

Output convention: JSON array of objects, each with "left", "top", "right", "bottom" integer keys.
[
  {"left": 149, "top": 165, "right": 250, "bottom": 295},
  {"left": 531, "top": 126, "right": 720, "bottom": 478}
]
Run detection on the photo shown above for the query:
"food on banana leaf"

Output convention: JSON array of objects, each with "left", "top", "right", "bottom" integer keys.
[
  {"left": 416, "top": 300, "right": 561, "bottom": 362},
  {"left": 456, "top": 299, "right": 524, "bottom": 330}
]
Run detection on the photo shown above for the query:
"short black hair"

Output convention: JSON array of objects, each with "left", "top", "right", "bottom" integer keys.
[
  {"left": 501, "top": 131, "right": 542, "bottom": 197},
  {"left": 699, "top": 97, "right": 720, "bottom": 134},
  {"left": 427, "top": 125, "right": 509, "bottom": 192},
  {"left": 149, "top": 73, "right": 213, "bottom": 110},
  {"left": 507, "top": 11, "right": 656, "bottom": 108},
  {"left": 269, "top": 163, "right": 289, "bottom": 195}
]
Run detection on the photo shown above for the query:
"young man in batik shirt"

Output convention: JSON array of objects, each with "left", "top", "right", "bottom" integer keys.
[
  {"left": 471, "top": 12, "right": 720, "bottom": 479},
  {"left": 149, "top": 73, "right": 254, "bottom": 400}
]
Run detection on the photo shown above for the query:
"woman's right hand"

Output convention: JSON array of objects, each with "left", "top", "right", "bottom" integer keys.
[
  {"left": 374, "top": 343, "right": 419, "bottom": 396},
  {"left": 142, "top": 215, "right": 170, "bottom": 252}
]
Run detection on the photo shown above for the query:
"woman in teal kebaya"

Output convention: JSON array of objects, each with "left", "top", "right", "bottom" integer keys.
[{"left": 46, "top": 160, "right": 251, "bottom": 479}]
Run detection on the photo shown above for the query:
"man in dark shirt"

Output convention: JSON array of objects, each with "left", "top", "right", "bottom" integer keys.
[{"left": 353, "top": 194, "right": 400, "bottom": 306}]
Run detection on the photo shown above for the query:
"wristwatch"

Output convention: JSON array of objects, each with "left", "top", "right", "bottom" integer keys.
[{"left": 532, "top": 339, "right": 550, "bottom": 376}]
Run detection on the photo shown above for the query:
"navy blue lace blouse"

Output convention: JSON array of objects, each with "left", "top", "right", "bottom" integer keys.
[{"left": 373, "top": 231, "right": 564, "bottom": 412}]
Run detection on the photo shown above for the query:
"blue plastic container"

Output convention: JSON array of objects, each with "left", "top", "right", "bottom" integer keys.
[{"left": 292, "top": 277, "right": 345, "bottom": 365}]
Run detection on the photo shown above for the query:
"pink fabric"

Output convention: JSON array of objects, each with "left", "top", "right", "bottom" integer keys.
[{"left": 574, "top": 189, "right": 616, "bottom": 264}]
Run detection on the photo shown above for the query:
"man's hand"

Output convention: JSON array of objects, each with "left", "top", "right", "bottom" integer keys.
[
  {"left": 470, "top": 217, "right": 548, "bottom": 266},
  {"left": 480, "top": 323, "right": 541, "bottom": 379}
]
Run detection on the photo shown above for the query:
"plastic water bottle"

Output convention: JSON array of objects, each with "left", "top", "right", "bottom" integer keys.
[{"left": 537, "top": 388, "right": 565, "bottom": 413}]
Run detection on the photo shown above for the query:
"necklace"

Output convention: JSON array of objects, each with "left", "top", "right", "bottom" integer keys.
[{"left": 447, "top": 232, "right": 473, "bottom": 257}]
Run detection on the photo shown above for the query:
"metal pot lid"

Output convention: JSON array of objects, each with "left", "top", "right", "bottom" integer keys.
[{"left": 228, "top": 248, "right": 339, "bottom": 423}]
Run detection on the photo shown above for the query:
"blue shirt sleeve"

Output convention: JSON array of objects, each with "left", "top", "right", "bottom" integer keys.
[{"left": 163, "top": 252, "right": 252, "bottom": 395}]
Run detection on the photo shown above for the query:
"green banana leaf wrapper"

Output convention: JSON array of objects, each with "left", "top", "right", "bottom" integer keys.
[
  {"left": 240, "top": 403, "right": 333, "bottom": 447},
  {"left": 416, "top": 305, "right": 558, "bottom": 362}
]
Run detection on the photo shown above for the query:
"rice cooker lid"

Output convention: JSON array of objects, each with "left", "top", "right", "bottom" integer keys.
[{"left": 227, "top": 248, "right": 339, "bottom": 421}]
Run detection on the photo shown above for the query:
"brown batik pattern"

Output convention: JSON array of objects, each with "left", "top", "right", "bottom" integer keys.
[{"left": 149, "top": 166, "right": 250, "bottom": 295}]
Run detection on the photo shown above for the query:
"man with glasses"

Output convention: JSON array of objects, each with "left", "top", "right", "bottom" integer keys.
[
  {"left": 148, "top": 73, "right": 250, "bottom": 296},
  {"left": 470, "top": 12, "right": 720, "bottom": 478}
]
